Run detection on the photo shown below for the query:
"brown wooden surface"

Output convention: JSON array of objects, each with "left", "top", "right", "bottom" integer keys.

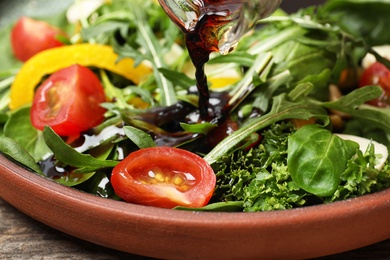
[{"left": 1, "top": 198, "right": 389, "bottom": 259}]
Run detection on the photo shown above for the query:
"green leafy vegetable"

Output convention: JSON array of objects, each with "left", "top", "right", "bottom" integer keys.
[
  {"left": 320, "top": 0, "right": 390, "bottom": 46},
  {"left": 4, "top": 106, "right": 51, "bottom": 161},
  {"left": 123, "top": 126, "right": 156, "bottom": 149},
  {"left": 204, "top": 92, "right": 329, "bottom": 165},
  {"left": 210, "top": 122, "right": 390, "bottom": 212},
  {"left": 212, "top": 123, "right": 308, "bottom": 212},
  {"left": 43, "top": 126, "right": 118, "bottom": 173},
  {"left": 175, "top": 201, "right": 244, "bottom": 212},
  {"left": 180, "top": 122, "right": 216, "bottom": 135},
  {"left": 0, "top": 136, "right": 43, "bottom": 175},
  {"left": 0, "top": 0, "right": 389, "bottom": 211},
  {"left": 287, "top": 124, "right": 359, "bottom": 196}
]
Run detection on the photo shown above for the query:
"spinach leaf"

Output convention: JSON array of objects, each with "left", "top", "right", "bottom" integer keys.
[
  {"left": 287, "top": 124, "right": 359, "bottom": 196},
  {"left": 4, "top": 106, "right": 51, "bottom": 161}
]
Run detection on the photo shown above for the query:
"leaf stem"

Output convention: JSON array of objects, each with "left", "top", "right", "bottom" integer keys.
[
  {"left": 249, "top": 25, "right": 305, "bottom": 55},
  {"left": 228, "top": 52, "right": 273, "bottom": 107}
]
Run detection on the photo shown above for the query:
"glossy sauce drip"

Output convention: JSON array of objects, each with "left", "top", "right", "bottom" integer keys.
[
  {"left": 181, "top": 0, "right": 243, "bottom": 119},
  {"left": 40, "top": 156, "right": 66, "bottom": 178}
]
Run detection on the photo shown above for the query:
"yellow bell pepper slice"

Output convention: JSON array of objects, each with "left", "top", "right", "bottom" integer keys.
[
  {"left": 10, "top": 43, "right": 151, "bottom": 110},
  {"left": 209, "top": 77, "right": 240, "bottom": 89}
]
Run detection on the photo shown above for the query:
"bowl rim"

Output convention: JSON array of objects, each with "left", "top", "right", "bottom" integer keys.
[
  {"left": 2, "top": 153, "right": 389, "bottom": 221},
  {"left": 1, "top": 154, "right": 390, "bottom": 259}
]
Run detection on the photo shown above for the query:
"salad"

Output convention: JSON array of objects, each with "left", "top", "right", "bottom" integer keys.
[{"left": 0, "top": 0, "right": 390, "bottom": 212}]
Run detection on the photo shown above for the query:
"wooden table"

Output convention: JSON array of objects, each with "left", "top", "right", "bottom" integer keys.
[{"left": 1, "top": 198, "right": 389, "bottom": 259}]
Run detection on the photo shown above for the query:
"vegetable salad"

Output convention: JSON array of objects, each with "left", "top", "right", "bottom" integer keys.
[{"left": 0, "top": 0, "right": 390, "bottom": 212}]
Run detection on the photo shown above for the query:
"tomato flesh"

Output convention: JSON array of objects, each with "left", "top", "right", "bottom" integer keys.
[
  {"left": 30, "top": 64, "right": 106, "bottom": 136},
  {"left": 11, "top": 16, "right": 66, "bottom": 62},
  {"left": 137, "top": 167, "right": 197, "bottom": 192},
  {"left": 359, "top": 62, "right": 390, "bottom": 107},
  {"left": 111, "top": 147, "right": 216, "bottom": 209}
]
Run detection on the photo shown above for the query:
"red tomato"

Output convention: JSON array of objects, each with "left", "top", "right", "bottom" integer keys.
[
  {"left": 11, "top": 16, "right": 67, "bottom": 62},
  {"left": 359, "top": 62, "right": 390, "bottom": 107},
  {"left": 111, "top": 147, "right": 216, "bottom": 208},
  {"left": 30, "top": 64, "right": 106, "bottom": 136}
]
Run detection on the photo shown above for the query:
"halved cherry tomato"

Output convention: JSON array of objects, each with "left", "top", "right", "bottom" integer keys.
[
  {"left": 359, "top": 61, "right": 390, "bottom": 107},
  {"left": 11, "top": 16, "right": 67, "bottom": 62},
  {"left": 30, "top": 64, "right": 106, "bottom": 136},
  {"left": 111, "top": 147, "right": 216, "bottom": 209}
]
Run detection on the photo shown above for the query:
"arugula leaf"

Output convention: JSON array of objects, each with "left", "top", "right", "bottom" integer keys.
[
  {"left": 81, "top": 21, "right": 129, "bottom": 41},
  {"left": 208, "top": 52, "right": 255, "bottom": 67},
  {"left": 350, "top": 105, "right": 390, "bottom": 137},
  {"left": 321, "top": 85, "right": 382, "bottom": 111},
  {"left": 175, "top": 201, "right": 244, "bottom": 212},
  {"left": 158, "top": 68, "right": 196, "bottom": 89},
  {"left": 100, "top": 70, "right": 130, "bottom": 110},
  {"left": 111, "top": 0, "right": 178, "bottom": 107},
  {"left": 123, "top": 125, "right": 156, "bottom": 149},
  {"left": 321, "top": 86, "right": 390, "bottom": 138},
  {"left": 43, "top": 126, "right": 118, "bottom": 172},
  {"left": 180, "top": 122, "right": 216, "bottom": 135}
]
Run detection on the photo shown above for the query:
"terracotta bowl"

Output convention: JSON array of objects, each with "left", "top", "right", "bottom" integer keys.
[
  {"left": 1, "top": 0, "right": 389, "bottom": 259},
  {"left": 1, "top": 155, "right": 390, "bottom": 259}
]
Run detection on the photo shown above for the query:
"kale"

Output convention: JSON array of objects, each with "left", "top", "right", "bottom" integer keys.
[
  {"left": 326, "top": 145, "right": 390, "bottom": 203},
  {"left": 212, "top": 122, "right": 308, "bottom": 212}
]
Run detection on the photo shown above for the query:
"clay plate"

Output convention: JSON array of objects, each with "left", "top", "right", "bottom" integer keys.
[
  {"left": 1, "top": 0, "right": 390, "bottom": 259},
  {"left": 1, "top": 155, "right": 390, "bottom": 259}
]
